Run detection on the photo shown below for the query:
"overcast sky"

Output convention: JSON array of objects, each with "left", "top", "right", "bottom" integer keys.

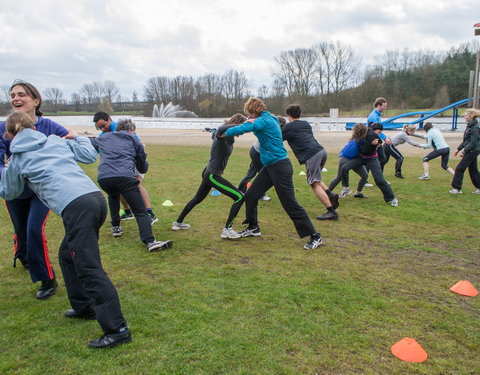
[{"left": 1, "top": 0, "right": 479, "bottom": 100}]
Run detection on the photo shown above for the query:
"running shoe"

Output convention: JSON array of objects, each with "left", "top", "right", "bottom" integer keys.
[
  {"left": 448, "top": 189, "right": 462, "bottom": 194},
  {"left": 354, "top": 193, "right": 368, "bottom": 198},
  {"left": 418, "top": 175, "right": 430, "bottom": 180},
  {"left": 304, "top": 234, "right": 323, "bottom": 249},
  {"left": 220, "top": 227, "right": 242, "bottom": 239},
  {"left": 394, "top": 172, "right": 404, "bottom": 179},
  {"left": 389, "top": 198, "right": 399, "bottom": 207},
  {"left": 316, "top": 212, "right": 339, "bottom": 221},
  {"left": 238, "top": 225, "right": 261, "bottom": 237},
  {"left": 171, "top": 222, "right": 191, "bottom": 230},
  {"left": 472, "top": 189, "right": 480, "bottom": 194},
  {"left": 148, "top": 213, "right": 158, "bottom": 225},
  {"left": 339, "top": 187, "right": 351, "bottom": 198},
  {"left": 147, "top": 240, "right": 173, "bottom": 252},
  {"left": 260, "top": 195, "right": 272, "bottom": 201},
  {"left": 112, "top": 226, "right": 123, "bottom": 237},
  {"left": 120, "top": 211, "right": 134, "bottom": 220},
  {"left": 364, "top": 183, "right": 374, "bottom": 187}
]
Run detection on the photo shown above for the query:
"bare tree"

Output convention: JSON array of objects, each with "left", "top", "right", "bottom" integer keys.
[
  {"left": 144, "top": 76, "right": 170, "bottom": 103},
  {"left": 257, "top": 85, "right": 269, "bottom": 99},
  {"left": 43, "top": 87, "right": 64, "bottom": 113},
  {"left": 102, "top": 80, "right": 120, "bottom": 104},
  {"left": 330, "top": 41, "right": 362, "bottom": 95},
  {"left": 79, "top": 82, "right": 103, "bottom": 106}
]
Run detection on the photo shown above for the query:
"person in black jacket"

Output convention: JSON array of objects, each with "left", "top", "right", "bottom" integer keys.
[
  {"left": 450, "top": 108, "right": 480, "bottom": 194},
  {"left": 172, "top": 114, "right": 246, "bottom": 239},
  {"left": 282, "top": 104, "right": 339, "bottom": 220},
  {"left": 341, "top": 123, "right": 398, "bottom": 206},
  {"left": 90, "top": 119, "right": 172, "bottom": 252}
]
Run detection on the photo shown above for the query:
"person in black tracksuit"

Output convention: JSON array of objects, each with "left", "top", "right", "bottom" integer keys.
[
  {"left": 172, "top": 114, "right": 246, "bottom": 239},
  {"left": 341, "top": 123, "right": 398, "bottom": 206},
  {"left": 90, "top": 119, "right": 172, "bottom": 252},
  {"left": 450, "top": 109, "right": 480, "bottom": 194}
]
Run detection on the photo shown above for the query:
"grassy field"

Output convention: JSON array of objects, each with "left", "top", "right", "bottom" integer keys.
[{"left": 0, "top": 145, "right": 479, "bottom": 375}]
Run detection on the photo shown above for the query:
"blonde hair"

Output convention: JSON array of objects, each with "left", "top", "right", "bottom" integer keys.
[
  {"left": 465, "top": 108, "right": 480, "bottom": 119},
  {"left": 403, "top": 124, "right": 417, "bottom": 133},
  {"left": 243, "top": 97, "right": 267, "bottom": 117},
  {"left": 6, "top": 111, "right": 35, "bottom": 137},
  {"left": 224, "top": 113, "right": 247, "bottom": 125}
]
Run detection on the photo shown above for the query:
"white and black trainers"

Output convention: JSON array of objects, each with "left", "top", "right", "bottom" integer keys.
[
  {"left": 260, "top": 195, "right": 272, "bottom": 201},
  {"left": 389, "top": 198, "right": 399, "bottom": 207},
  {"left": 220, "top": 227, "right": 241, "bottom": 239},
  {"left": 147, "top": 240, "right": 173, "bottom": 252},
  {"left": 171, "top": 222, "right": 191, "bottom": 231},
  {"left": 304, "top": 234, "right": 323, "bottom": 249},
  {"left": 112, "top": 226, "right": 123, "bottom": 237},
  {"left": 448, "top": 188, "right": 462, "bottom": 194},
  {"left": 339, "top": 187, "right": 351, "bottom": 198},
  {"left": 238, "top": 226, "right": 261, "bottom": 237},
  {"left": 418, "top": 174, "right": 430, "bottom": 180}
]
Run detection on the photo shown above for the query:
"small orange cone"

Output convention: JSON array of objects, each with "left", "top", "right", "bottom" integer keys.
[
  {"left": 391, "top": 337, "right": 428, "bottom": 363},
  {"left": 246, "top": 182, "right": 252, "bottom": 189},
  {"left": 450, "top": 280, "right": 478, "bottom": 297}
]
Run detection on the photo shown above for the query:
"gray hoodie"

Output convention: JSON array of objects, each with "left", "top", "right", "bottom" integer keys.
[{"left": 0, "top": 129, "right": 99, "bottom": 216}]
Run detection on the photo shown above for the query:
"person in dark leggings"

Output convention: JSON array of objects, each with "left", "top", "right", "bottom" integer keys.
[
  {"left": 0, "top": 111, "right": 130, "bottom": 349},
  {"left": 173, "top": 114, "right": 246, "bottom": 239},
  {"left": 90, "top": 119, "right": 172, "bottom": 252},
  {"left": 0, "top": 81, "right": 71, "bottom": 300},
  {"left": 220, "top": 97, "right": 323, "bottom": 250},
  {"left": 329, "top": 123, "right": 369, "bottom": 199},
  {"left": 450, "top": 108, "right": 480, "bottom": 194},
  {"left": 340, "top": 123, "right": 398, "bottom": 206},
  {"left": 418, "top": 122, "right": 455, "bottom": 180}
]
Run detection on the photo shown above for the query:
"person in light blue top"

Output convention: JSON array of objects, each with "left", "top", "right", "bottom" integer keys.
[
  {"left": 418, "top": 122, "right": 455, "bottom": 180},
  {"left": 221, "top": 97, "right": 322, "bottom": 250}
]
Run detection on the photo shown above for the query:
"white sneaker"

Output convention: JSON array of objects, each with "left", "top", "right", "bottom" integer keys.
[
  {"left": 221, "top": 227, "right": 241, "bottom": 239},
  {"left": 418, "top": 175, "right": 430, "bottom": 180},
  {"left": 172, "top": 222, "right": 191, "bottom": 230},
  {"left": 389, "top": 198, "right": 399, "bottom": 207},
  {"left": 364, "top": 183, "right": 374, "bottom": 187},
  {"left": 448, "top": 189, "right": 462, "bottom": 194},
  {"left": 339, "top": 187, "right": 352, "bottom": 198},
  {"left": 472, "top": 189, "right": 480, "bottom": 194},
  {"left": 260, "top": 195, "right": 272, "bottom": 201}
]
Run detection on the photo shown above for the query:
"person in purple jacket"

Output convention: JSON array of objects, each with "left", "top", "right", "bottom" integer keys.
[{"left": 0, "top": 81, "right": 72, "bottom": 300}]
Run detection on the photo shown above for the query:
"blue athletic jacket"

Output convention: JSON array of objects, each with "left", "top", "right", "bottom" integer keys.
[
  {"left": 0, "top": 129, "right": 99, "bottom": 216},
  {"left": 225, "top": 111, "right": 288, "bottom": 166}
]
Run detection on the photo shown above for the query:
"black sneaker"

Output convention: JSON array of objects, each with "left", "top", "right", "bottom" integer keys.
[
  {"left": 64, "top": 309, "right": 96, "bottom": 320},
  {"left": 112, "top": 226, "right": 123, "bottom": 237},
  {"left": 88, "top": 328, "right": 132, "bottom": 349},
  {"left": 329, "top": 193, "right": 340, "bottom": 209},
  {"left": 147, "top": 240, "right": 173, "bottom": 252},
  {"left": 354, "top": 193, "right": 368, "bottom": 199},
  {"left": 316, "top": 212, "right": 339, "bottom": 221},
  {"left": 120, "top": 212, "right": 134, "bottom": 220},
  {"left": 36, "top": 278, "right": 58, "bottom": 300},
  {"left": 395, "top": 172, "right": 404, "bottom": 179},
  {"left": 238, "top": 225, "right": 261, "bottom": 237},
  {"left": 148, "top": 213, "right": 158, "bottom": 225},
  {"left": 304, "top": 234, "right": 323, "bottom": 249}
]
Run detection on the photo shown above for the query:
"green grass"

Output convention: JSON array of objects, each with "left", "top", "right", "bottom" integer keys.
[{"left": 1, "top": 145, "right": 479, "bottom": 374}]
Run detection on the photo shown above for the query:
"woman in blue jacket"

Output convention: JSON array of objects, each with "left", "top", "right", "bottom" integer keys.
[
  {"left": 220, "top": 97, "right": 322, "bottom": 250},
  {"left": 0, "top": 81, "right": 70, "bottom": 299},
  {"left": 0, "top": 111, "right": 130, "bottom": 349}
]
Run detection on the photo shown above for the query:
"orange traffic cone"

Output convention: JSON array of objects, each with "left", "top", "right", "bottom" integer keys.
[
  {"left": 450, "top": 280, "right": 478, "bottom": 297},
  {"left": 391, "top": 337, "right": 428, "bottom": 363}
]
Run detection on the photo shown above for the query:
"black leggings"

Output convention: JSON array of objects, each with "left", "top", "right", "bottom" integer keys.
[
  {"left": 382, "top": 143, "right": 404, "bottom": 174},
  {"left": 423, "top": 147, "right": 450, "bottom": 170},
  {"left": 451, "top": 151, "right": 480, "bottom": 190},
  {"left": 177, "top": 168, "right": 244, "bottom": 228},
  {"left": 238, "top": 146, "right": 263, "bottom": 192}
]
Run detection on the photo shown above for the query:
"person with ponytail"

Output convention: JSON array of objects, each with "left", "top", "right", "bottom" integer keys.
[
  {"left": 0, "top": 111, "right": 131, "bottom": 349},
  {"left": 0, "top": 81, "right": 71, "bottom": 300}
]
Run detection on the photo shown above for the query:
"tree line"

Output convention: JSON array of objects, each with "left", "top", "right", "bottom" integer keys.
[{"left": 1, "top": 40, "right": 478, "bottom": 117}]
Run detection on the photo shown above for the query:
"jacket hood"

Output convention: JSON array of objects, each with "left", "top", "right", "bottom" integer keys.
[{"left": 10, "top": 128, "right": 48, "bottom": 154}]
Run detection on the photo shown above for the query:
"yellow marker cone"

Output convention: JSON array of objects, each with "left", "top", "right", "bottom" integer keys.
[
  {"left": 299, "top": 171, "right": 306, "bottom": 176},
  {"left": 162, "top": 200, "right": 174, "bottom": 207}
]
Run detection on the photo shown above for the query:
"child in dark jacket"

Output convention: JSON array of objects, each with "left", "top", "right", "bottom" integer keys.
[{"left": 90, "top": 119, "right": 172, "bottom": 252}]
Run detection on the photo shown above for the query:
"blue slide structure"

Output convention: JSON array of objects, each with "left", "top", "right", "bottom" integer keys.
[{"left": 346, "top": 98, "right": 472, "bottom": 130}]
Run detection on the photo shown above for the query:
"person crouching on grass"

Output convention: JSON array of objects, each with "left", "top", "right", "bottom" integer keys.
[
  {"left": 0, "top": 112, "right": 131, "bottom": 349},
  {"left": 219, "top": 97, "right": 323, "bottom": 250},
  {"left": 90, "top": 119, "right": 172, "bottom": 252},
  {"left": 172, "top": 114, "right": 246, "bottom": 239}
]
